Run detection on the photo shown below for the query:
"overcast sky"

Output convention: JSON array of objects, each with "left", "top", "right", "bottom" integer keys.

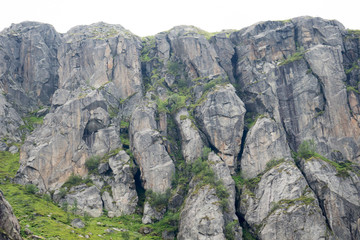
[{"left": 1, "top": 0, "right": 358, "bottom": 36}]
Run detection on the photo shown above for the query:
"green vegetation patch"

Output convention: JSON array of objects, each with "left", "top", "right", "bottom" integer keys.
[
  {"left": 295, "top": 140, "right": 359, "bottom": 178},
  {"left": 62, "top": 174, "right": 93, "bottom": 189},
  {"left": 0, "top": 151, "right": 20, "bottom": 180},
  {"left": 0, "top": 149, "right": 176, "bottom": 239},
  {"left": 278, "top": 48, "right": 305, "bottom": 66},
  {"left": 233, "top": 158, "right": 286, "bottom": 196},
  {"left": 19, "top": 115, "right": 44, "bottom": 132},
  {"left": 345, "top": 62, "right": 360, "bottom": 74}
]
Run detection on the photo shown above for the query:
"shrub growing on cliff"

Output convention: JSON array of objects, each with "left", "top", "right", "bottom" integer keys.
[
  {"left": 146, "top": 189, "right": 171, "bottom": 210},
  {"left": 297, "top": 140, "right": 316, "bottom": 159},
  {"left": 85, "top": 155, "right": 100, "bottom": 173}
]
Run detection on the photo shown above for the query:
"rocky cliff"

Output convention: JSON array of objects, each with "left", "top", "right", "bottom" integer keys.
[{"left": 1, "top": 17, "right": 360, "bottom": 239}]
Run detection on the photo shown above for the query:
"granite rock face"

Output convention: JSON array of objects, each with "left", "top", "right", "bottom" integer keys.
[
  {"left": 239, "top": 160, "right": 329, "bottom": 240},
  {"left": 0, "top": 190, "right": 22, "bottom": 240},
  {"left": 1, "top": 17, "right": 360, "bottom": 239},
  {"left": 0, "top": 22, "right": 61, "bottom": 112},
  {"left": 195, "top": 84, "right": 246, "bottom": 172},
  {"left": 300, "top": 158, "right": 360, "bottom": 239},
  {"left": 241, "top": 117, "right": 291, "bottom": 179}
]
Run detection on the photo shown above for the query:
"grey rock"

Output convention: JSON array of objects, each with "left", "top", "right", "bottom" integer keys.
[
  {"left": 24, "top": 228, "right": 32, "bottom": 235},
  {"left": 35, "top": 108, "right": 49, "bottom": 117},
  {"left": 102, "top": 151, "right": 138, "bottom": 217},
  {"left": 178, "top": 185, "right": 226, "bottom": 240},
  {"left": 130, "top": 100, "right": 175, "bottom": 193},
  {"left": 139, "top": 226, "right": 153, "bottom": 235},
  {"left": 195, "top": 84, "right": 246, "bottom": 172},
  {"left": 0, "top": 190, "right": 22, "bottom": 240},
  {"left": 241, "top": 117, "right": 291, "bottom": 178},
  {"left": 97, "top": 162, "right": 110, "bottom": 175},
  {"left": 210, "top": 33, "right": 236, "bottom": 83},
  {"left": 141, "top": 201, "right": 166, "bottom": 224},
  {"left": 15, "top": 91, "right": 118, "bottom": 191},
  {"left": 300, "top": 157, "right": 360, "bottom": 239},
  {"left": 0, "top": 141, "right": 7, "bottom": 151},
  {"left": 208, "top": 152, "right": 242, "bottom": 239},
  {"left": 0, "top": 90, "right": 24, "bottom": 142},
  {"left": 51, "top": 89, "right": 71, "bottom": 107},
  {"left": 174, "top": 108, "right": 204, "bottom": 163},
  {"left": 239, "top": 160, "right": 328, "bottom": 240},
  {"left": 0, "top": 22, "right": 61, "bottom": 112},
  {"left": 62, "top": 185, "right": 103, "bottom": 217},
  {"left": 162, "top": 230, "right": 175, "bottom": 240},
  {"left": 167, "top": 26, "right": 226, "bottom": 79},
  {"left": 8, "top": 145, "right": 18, "bottom": 154},
  {"left": 59, "top": 22, "right": 143, "bottom": 104},
  {"left": 71, "top": 218, "right": 85, "bottom": 228}
]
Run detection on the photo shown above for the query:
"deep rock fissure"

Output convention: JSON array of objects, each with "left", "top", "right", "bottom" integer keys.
[
  {"left": 134, "top": 168, "right": 146, "bottom": 210},
  {"left": 293, "top": 159, "right": 333, "bottom": 232}
]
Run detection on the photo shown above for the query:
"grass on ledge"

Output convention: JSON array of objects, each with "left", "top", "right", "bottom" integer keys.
[{"left": 0, "top": 151, "right": 174, "bottom": 239}]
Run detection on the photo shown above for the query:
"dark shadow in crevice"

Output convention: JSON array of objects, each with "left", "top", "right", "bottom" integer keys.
[{"left": 134, "top": 168, "right": 146, "bottom": 212}]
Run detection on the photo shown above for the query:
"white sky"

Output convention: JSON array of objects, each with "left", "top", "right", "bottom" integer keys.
[{"left": 1, "top": 0, "right": 358, "bottom": 36}]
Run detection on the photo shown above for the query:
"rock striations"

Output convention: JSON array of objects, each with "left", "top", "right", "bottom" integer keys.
[{"left": 0, "top": 17, "right": 360, "bottom": 239}]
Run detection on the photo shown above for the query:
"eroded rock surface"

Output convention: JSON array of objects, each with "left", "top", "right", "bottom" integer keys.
[
  {"left": 195, "top": 84, "right": 246, "bottom": 172},
  {"left": 239, "top": 160, "right": 329, "bottom": 240},
  {"left": 0, "top": 190, "right": 22, "bottom": 240},
  {"left": 300, "top": 158, "right": 360, "bottom": 239}
]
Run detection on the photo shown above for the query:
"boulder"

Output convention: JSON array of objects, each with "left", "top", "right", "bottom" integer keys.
[{"left": 0, "top": 190, "right": 22, "bottom": 240}]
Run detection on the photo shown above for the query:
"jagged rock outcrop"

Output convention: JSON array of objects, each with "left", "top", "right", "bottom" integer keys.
[
  {"left": 174, "top": 108, "right": 204, "bottom": 163},
  {"left": 58, "top": 22, "right": 143, "bottom": 116},
  {"left": 166, "top": 26, "right": 226, "bottom": 80},
  {"left": 102, "top": 150, "right": 138, "bottom": 217},
  {"left": 208, "top": 152, "right": 242, "bottom": 239},
  {"left": 230, "top": 17, "right": 360, "bottom": 163},
  {"left": 300, "top": 158, "right": 360, "bottom": 239},
  {"left": 129, "top": 97, "right": 175, "bottom": 223},
  {"left": 15, "top": 91, "right": 117, "bottom": 191},
  {"left": 178, "top": 184, "right": 226, "bottom": 240},
  {"left": 0, "top": 190, "right": 22, "bottom": 240},
  {"left": 130, "top": 98, "right": 175, "bottom": 193},
  {"left": 0, "top": 22, "right": 61, "bottom": 112},
  {"left": 0, "top": 90, "right": 24, "bottom": 143},
  {"left": 239, "top": 160, "right": 329, "bottom": 239},
  {"left": 241, "top": 117, "right": 291, "bottom": 178},
  {"left": 195, "top": 84, "right": 246, "bottom": 172}
]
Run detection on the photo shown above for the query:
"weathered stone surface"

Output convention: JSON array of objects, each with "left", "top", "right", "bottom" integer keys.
[
  {"left": 15, "top": 91, "right": 118, "bottom": 191},
  {"left": 239, "top": 160, "right": 328, "bottom": 240},
  {"left": 167, "top": 26, "right": 226, "bottom": 79},
  {"left": 300, "top": 158, "right": 360, "bottom": 239},
  {"left": 0, "top": 190, "right": 22, "bottom": 240},
  {"left": 241, "top": 117, "right": 291, "bottom": 178},
  {"left": 141, "top": 202, "right": 166, "bottom": 224},
  {"left": 62, "top": 185, "right": 103, "bottom": 217},
  {"left": 130, "top": 99, "right": 175, "bottom": 192},
  {"left": 58, "top": 22, "right": 143, "bottom": 102},
  {"left": 71, "top": 218, "right": 85, "bottom": 229},
  {"left": 195, "top": 84, "right": 246, "bottom": 171},
  {"left": 210, "top": 33, "right": 236, "bottom": 83},
  {"left": 0, "top": 90, "right": 24, "bottom": 142},
  {"left": 303, "top": 45, "right": 360, "bottom": 162},
  {"left": 174, "top": 108, "right": 204, "bottom": 163},
  {"left": 178, "top": 185, "right": 226, "bottom": 240},
  {"left": 208, "top": 152, "right": 242, "bottom": 239},
  {"left": 0, "top": 22, "right": 61, "bottom": 112},
  {"left": 230, "top": 16, "right": 360, "bottom": 164},
  {"left": 102, "top": 150, "right": 138, "bottom": 217}
]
